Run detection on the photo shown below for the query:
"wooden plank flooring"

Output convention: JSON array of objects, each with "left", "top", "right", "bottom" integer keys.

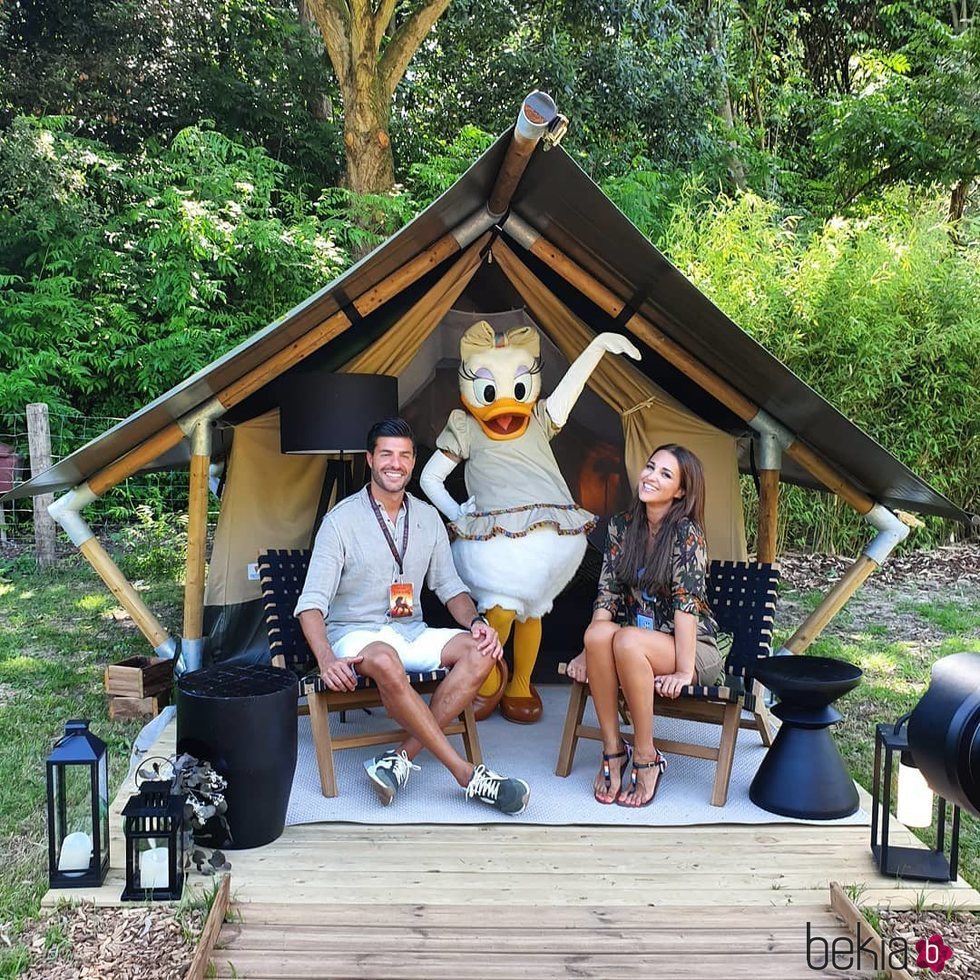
[
  {"left": 211, "top": 903, "right": 882, "bottom": 979},
  {"left": 42, "top": 715, "right": 980, "bottom": 978}
]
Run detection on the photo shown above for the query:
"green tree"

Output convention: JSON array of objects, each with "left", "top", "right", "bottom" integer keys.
[
  {"left": 303, "top": 1, "right": 455, "bottom": 194},
  {"left": 0, "top": 0, "right": 344, "bottom": 187},
  {"left": 815, "top": 4, "right": 979, "bottom": 217},
  {"left": 0, "top": 118, "right": 347, "bottom": 419},
  {"left": 394, "top": 0, "right": 717, "bottom": 180}
]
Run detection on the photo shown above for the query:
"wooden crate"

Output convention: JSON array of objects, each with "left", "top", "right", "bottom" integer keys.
[
  {"left": 104, "top": 656, "right": 173, "bottom": 698},
  {"left": 108, "top": 689, "right": 171, "bottom": 721}
]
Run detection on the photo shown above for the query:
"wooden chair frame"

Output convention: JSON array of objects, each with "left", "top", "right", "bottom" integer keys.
[
  {"left": 555, "top": 561, "right": 779, "bottom": 807},
  {"left": 258, "top": 549, "right": 482, "bottom": 798}
]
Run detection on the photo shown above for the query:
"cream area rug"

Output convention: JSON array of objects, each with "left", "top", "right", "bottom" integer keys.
[{"left": 284, "top": 685, "right": 869, "bottom": 827}]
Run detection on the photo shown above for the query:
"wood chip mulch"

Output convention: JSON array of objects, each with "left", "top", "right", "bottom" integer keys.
[
  {"left": 876, "top": 908, "right": 980, "bottom": 978},
  {"left": 18, "top": 904, "right": 203, "bottom": 980},
  {"left": 777, "top": 544, "right": 980, "bottom": 594}
]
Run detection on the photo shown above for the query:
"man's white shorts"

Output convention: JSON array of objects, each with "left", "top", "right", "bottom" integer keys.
[{"left": 332, "top": 626, "right": 465, "bottom": 673}]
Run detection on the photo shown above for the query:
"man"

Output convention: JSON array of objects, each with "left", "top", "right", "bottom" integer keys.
[{"left": 296, "top": 417, "right": 530, "bottom": 815}]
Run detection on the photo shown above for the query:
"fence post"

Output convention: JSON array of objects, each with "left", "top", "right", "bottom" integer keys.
[{"left": 27, "top": 403, "right": 57, "bottom": 567}]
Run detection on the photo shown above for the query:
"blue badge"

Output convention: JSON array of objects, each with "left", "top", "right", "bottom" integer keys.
[{"left": 636, "top": 613, "right": 654, "bottom": 630}]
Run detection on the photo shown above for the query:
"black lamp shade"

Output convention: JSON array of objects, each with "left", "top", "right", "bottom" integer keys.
[
  {"left": 279, "top": 373, "right": 398, "bottom": 454},
  {"left": 908, "top": 652, "right": 980, "bottom": 817},
  {"left": 46, "top": 720, "right": 110, "bottom": 889}
]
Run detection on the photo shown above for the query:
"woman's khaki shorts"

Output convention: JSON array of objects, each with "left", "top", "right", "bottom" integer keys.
[{"left": 695, "top": 636, "right": 725, "bottom": 686}]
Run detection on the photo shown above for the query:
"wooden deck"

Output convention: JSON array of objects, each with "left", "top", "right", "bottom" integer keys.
[{"left": 44, "top": 716, "right": 980, "bottom": 978}]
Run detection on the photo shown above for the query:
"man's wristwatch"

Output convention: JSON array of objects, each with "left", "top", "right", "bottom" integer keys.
[{"left": 470, "top": 614, "right": 489, "bottom": 630}]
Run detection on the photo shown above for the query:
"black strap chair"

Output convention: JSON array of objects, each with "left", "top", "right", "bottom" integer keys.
[
  {"left": 258, "top": 549, "right": 482, "bottom": 798},
  {"left": 555, "top": 561, "right": 779, "bottom": 806}
]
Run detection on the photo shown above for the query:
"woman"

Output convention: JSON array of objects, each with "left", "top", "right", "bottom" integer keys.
[{"left": 566, "top": 444, "right": 723, "bottom": 807}]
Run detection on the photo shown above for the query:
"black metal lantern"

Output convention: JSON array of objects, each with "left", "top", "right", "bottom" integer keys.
[
  {"left": 121, "top": 779, "right": 186, "bottom": 901},
  {"left": 871, "top": 712, "right": 961, "bottom": 882},
  {"left": 46, "top": 720, "right": 109, "bottom": 889}
]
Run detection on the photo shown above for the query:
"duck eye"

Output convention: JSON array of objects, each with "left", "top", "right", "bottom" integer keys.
[
  {"left": 473, "top": 378, "right": 496, "bottom": 405},
  {"left": 514, "top": 381, "right": 527, "bottom": 400}
]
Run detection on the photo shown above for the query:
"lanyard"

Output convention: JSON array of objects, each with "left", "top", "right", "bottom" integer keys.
[{"left": 368, "top": 487, "right": 410, "bottom": 577}]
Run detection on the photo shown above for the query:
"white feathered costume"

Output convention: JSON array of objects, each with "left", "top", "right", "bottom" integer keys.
[{"left": 420, "top": 320, "right": 640, "bottom": 722}]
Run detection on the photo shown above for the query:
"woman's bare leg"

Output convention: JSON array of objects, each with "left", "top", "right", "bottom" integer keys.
[
  {"left": 584, "top": 620, "right": 627, "bottom": 802},
  {"left": 612, "top": 627, "right": 676, "bottom": 806}
]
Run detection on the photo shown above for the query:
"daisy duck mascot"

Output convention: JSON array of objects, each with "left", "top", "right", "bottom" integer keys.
[{"left": 420, "top": 320, "right": 641, "bottom": 723}]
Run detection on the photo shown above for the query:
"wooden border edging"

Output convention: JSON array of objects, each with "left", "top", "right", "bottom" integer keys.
[
  {"left": 185, "top": 874, "right": 231, "bottom": 980},
  {"left": 829, "top": 881, "right": 914, "bottom": 980}
]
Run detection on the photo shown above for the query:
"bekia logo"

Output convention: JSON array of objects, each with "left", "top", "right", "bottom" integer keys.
[
  {"left": 915, "top": 933, "right": 954, "bottom": 973},
  {"left": 806, "top": 921, "right": 955, "bottom": 973}
]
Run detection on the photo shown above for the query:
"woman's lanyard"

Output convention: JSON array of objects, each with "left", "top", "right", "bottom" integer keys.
[{"left": 368, "top": 488, "right": 409, "bottom": 577}]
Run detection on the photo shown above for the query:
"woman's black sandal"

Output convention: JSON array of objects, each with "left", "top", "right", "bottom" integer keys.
[
  {"left": 617, "top": 752, "right": 667, "bottom": 808},
  {"left": 594, "top": 744, "right": 632, "bottom": 804}
]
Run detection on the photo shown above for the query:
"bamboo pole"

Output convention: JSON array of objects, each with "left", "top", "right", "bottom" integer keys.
[
  {"left": 487, "top": 91, "right": 557, "bottom": 217},
  {"left": 182, "top": 422, "right": 212, "bottom": 656},
  {"left": 783, "top": 555, "right": 879, "bottom": 655},
  {"left": 756, "top": 468, "right": 780, "bottom": 565},
  {"left": 87, "top": 229, "right": 464, "bottom": 500},
  {"left": 79, "top": 536, "right": 171, "bottom": 649}
]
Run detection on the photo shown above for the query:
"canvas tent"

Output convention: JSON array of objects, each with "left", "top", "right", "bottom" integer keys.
[{"left": 4, "top": 92, "right": 975, "bottom": 676}]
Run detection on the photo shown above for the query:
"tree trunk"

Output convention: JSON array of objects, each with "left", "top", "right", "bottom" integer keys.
[
  {"left": 342, "top": 71, "right": 394, "bottom": 194},
  {"left": 306, "top": 0, "right": 453, "bottom": 197},
  {"left": 706, "top": 2, "right": 748, "bottom": 192},
  {"left": 948, "top": 178, "right": 969, "bottom": 224}
]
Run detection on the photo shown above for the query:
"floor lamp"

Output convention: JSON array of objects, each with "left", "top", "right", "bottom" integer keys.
[{"left": 279, "top": 372, "right": 399, "bottom": 542}]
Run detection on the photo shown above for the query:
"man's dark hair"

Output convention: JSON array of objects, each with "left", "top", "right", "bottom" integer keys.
[{"left": 366, "top": 417, "right": 416, "bottom": 454}]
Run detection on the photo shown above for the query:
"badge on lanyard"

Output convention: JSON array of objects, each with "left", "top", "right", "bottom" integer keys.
[
  {"left": 388, "top": 582, "right": 415, "bottom": 618},
  {"left": 368, "top": 487, "right": 412, "bottom": 620},
  {"left": 636, "top": 613, "right": 654, "bottom": 630}
]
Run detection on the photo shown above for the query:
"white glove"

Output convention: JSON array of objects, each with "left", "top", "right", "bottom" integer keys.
[
  {"left": 420, "top": 450, "right": 464, "bottom": 520},
  {"left": 547, "top": 332, "right": 642, "bottom": 426},
  {"left": 459, "top": 495, "right": 477, "bottom": 516}
]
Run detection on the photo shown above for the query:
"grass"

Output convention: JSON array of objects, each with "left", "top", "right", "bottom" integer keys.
[
  {"left": 0, "top": 550, "right": 181, "bottom": 977},
  {"left": 780, "top": 589, "right": 980, "bottom": 891}
]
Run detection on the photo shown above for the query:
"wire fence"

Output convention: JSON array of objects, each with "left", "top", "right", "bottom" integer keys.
[{"left": 1, "top": 408, "right": 199, "bottom": 552}]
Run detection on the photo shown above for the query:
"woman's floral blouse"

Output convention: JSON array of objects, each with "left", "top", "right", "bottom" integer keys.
[{"left": 593, "top": 511, "right": 718, "bottom": 638}]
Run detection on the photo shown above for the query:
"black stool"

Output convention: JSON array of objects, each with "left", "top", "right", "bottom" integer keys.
[
  {"left": 177, "top": 664, "right": 298, "bottom": 849},
  {"left": 749, "top": 655, "right": 863, "bottom": 819}
]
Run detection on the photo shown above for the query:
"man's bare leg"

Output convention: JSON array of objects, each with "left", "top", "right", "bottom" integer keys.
[
  {"left": 356, "top": 641, "right": 476, "bottom": 786},
  {"left": 396, "top": 633, "right": 492, "bottom": 783}
]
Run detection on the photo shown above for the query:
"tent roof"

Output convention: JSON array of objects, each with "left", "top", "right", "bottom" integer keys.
[{"left": 3, "top": 131, "right": 974, "bottom": 527}]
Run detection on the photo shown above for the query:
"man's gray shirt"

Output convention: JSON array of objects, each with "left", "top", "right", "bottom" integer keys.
[{"left": 294, "top": 485, "right": 469, "bottom": 646}]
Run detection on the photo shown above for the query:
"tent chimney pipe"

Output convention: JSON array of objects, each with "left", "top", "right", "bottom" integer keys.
[{"left": 486, "top": 91, "right": 558, "bottom": 219}]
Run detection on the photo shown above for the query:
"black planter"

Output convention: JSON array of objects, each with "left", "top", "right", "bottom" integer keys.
[
  {"left": 177, "top": 665, "right": 298, "bottom": 849},
  {"left": 750, "top": 655, "right": 863, "bottom": 820}
]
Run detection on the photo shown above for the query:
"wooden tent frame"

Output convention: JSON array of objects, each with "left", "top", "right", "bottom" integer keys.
[{"left": 38, "top": 91, "right": 922, "bottom": 670}]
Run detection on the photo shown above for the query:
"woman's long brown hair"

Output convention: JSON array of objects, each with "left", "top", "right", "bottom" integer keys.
[{"left": 613, "top": 444, "right": 706, "bottom": 598}]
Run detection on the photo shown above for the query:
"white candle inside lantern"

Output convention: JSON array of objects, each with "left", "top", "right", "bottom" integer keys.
[
  {"left": 58, "top": 832, "right": 92, "bottom": 874},
  {"left": 897, "top": 758, "right": 934, "bottom": 828},
  {"left": 139, "top": 847, "right": 170, "bottom": 889}
]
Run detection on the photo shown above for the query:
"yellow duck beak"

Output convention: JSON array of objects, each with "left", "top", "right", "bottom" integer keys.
[{"left": 462, "top": 396, "right": 534, "bottom": 441}]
